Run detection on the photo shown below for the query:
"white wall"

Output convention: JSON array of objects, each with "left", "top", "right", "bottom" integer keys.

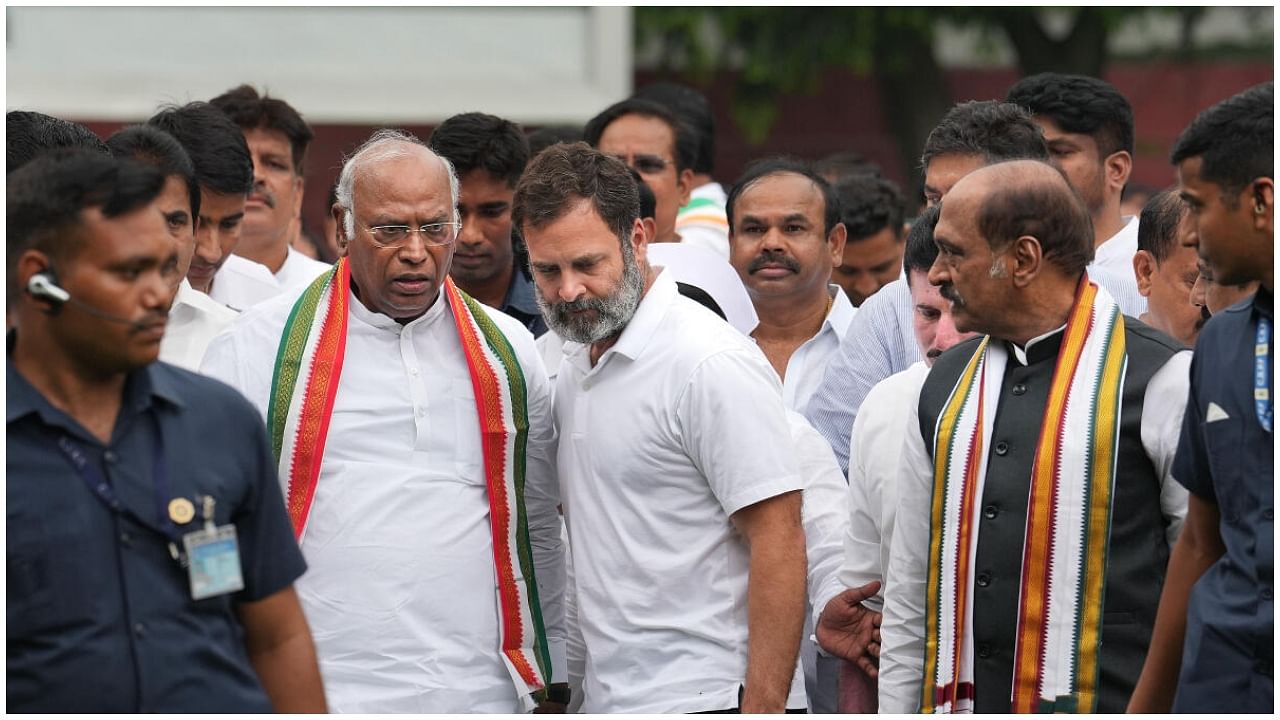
[{"left": 6, "top": 6, "right": 633, "bottom": 124}]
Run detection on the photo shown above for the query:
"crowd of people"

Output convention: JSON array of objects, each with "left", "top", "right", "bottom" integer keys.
[{"left": 5, "top": 71, "right": 1272, "bottom": 714}]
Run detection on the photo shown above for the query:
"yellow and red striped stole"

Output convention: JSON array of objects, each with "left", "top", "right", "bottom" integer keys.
[
  {"left": 267, "top": 262, "right": 550, "bottom": 697},
  {"left": 922, "top": 276, "right": 1126, "bottom": 714}
]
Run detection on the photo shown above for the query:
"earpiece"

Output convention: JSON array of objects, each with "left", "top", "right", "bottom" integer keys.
[{"left": 26, "top": 271, "right": 70, "bottom": 305}]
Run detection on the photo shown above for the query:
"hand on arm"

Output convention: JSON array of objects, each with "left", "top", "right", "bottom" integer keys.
[
  {"left": 816, "top": 582, "right": 883, "bottom": 677},
  {"left": 731, "top": 490, "right": 807, "bottom": 713},
  {"left": 1126, "top": 494, "right": 1225, "bottom": 713},
  {"left": 238, "top": 586, "right": 328, "bottom": 713}
]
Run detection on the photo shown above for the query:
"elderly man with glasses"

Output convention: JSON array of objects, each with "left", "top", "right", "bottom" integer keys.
[{"left": 202, "top": 129, "right": 568, "bottom": 714}]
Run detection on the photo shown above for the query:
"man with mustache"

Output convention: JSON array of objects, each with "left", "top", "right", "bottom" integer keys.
[
  {"left": 727, "top": 158, "right": 855, "bottom": 413},
  {"left": 1133, "top": 189, "right": 1204, "bottom": 347},
  {"left": 1190, "top": 257, "right": 1259, "bottom": 324},
  {"left": 428, "top": 112, "right": 547, "bottom": 336},
  {"left": 202, "top": 130, "right": 566, "bottom": 713},
  {"left": 7, "top": 150, "right": 324, "bottom": 713},
  {"left": 1130, "top": 82, "right": 1273, "bottom": 714},
  {"left": 879, "top": 160, "right": 1190, "bottom": 712},
  {"left": 210, "top": 85, "right": 329, "bottom": 297},
  {"left": 516, "top": 142, "right": 807, "bottom": 713}
]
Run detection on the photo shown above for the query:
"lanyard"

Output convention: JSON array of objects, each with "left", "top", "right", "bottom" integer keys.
[
  {"left": 1256, "top": 316, "right": 1272, "bottom": 433},
  {"left": 54, "top": 414, "right": 183, "bottom": 544}
]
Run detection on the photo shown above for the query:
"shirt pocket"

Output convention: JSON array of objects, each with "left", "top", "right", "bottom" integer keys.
[
  {"left": 7, "top": 513, "right": 106, "bottom": 634},
  {"left": 1203, "top": 416, "right": 1245, "bottom": 522}
]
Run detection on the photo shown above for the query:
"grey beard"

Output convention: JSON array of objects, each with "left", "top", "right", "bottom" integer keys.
[{"left": 536, "top": 244, "right": 645, "bottom": 345}]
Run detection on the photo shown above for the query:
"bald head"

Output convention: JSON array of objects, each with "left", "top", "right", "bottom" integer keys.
[
  {"left": 947, "top": 160, "right": 1095, "bottom": 276},
  {"left": 334, "top": 129, "right": 460, "bottom": 238}
]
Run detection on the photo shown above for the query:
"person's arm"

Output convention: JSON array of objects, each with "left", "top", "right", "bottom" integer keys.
[
  {"left": 816, "top": 582, "right": 883, "bottom": 676},
  {"left": 731, "top": 490, "right": 807, "bottom": 713},
  {"left": 237, "top": 586, "right": 327, "bottom": 713},
  {"left": 1126, "top": 493, "right": 1224, "bottom": 713}
]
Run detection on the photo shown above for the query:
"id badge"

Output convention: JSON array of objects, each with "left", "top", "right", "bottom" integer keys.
[{"left": 183, "top": 524, "right": 245, "bottom": 600}]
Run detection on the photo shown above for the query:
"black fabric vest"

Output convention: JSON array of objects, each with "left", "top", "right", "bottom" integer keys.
[{"left": 917, "top": 319, "right": 1182, "bottom": 713}]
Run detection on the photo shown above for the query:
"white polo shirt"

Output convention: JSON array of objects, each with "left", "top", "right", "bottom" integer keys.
[{"left": 556, "top": 269, "right": 805, "bottom": 713}]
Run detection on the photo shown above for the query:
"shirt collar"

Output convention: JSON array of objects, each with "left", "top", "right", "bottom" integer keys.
[
  {"left": 347, "top": 284, "right": 449, "bottom": 332},
  {"left": 1255, "top": 286, "right": 1273, "bottom": 321},
  {"left": 597, "top": 268, "right": 677, "bottom": 364},
  {"left": 824, "top": 284, "right": 856, "bottom": 341},
  {"left": 1007, "top": 323, "right": 1067, "bottom": 366},
  {"left": 502, "top": 271, "right": 542, "bottom": 317},
  {"left": 7, "top": 332, "right": 183, "bottom": 428}
]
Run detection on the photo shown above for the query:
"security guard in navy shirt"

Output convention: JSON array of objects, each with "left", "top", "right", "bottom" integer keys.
[
  {"left": 6, "top": 149, "right": 326, "bottom": 712},
  {"left": 1130, "top": 82, "right": 1274, "bottom": 713}
]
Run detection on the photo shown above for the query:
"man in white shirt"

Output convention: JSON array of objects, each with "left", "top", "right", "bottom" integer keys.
[
  {"left": 104, "top": 125, "right": 237, "bottom": 371},
  {"left": 515, "top": 142, "right": 807, "bottom": 713},
  {"left": 147, "top": 102, "right": 277, "bottom": 312},
  {"left": 210, "top": 85, "right": 329, "bottom": 293},
  {"left": 815, "top": 205, "right": 978, "bottom": 712},
  {"left": 1006, "top": 73, "right": 1145, "bottom": 307},
  {"left": 727, "top": 158, "right": 857, "bottom": 413},
  {"left": 202, "top": 130, "right": 566, "bottom": 713}
]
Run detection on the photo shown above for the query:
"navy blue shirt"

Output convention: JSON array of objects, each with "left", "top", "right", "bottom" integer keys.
[
  {"left": 1171, "top": 289, "right": 1273, "bottom": 712},
  {"left": 502, "top": 269, "right": 549, "bottom": 338},
  {"left": 7, "top": 350, "right": 307, "bottom": 713}
]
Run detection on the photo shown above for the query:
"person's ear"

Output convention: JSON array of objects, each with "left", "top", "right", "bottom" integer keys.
[
  {"left": 1105, "top": 150, "right": 1132, "bottom": 196},
  {"left": 1009, "top": 235, "right": 1043, "bottom": 289},
  {"left": 827, "top": 222, "right": 848, "bottom": 269},
  {"left": 331, "top": 204, "right": 351, "bottom": 257},
  {"left": 676, "top": 168, "right": 694, "bottom": 207},
  {"left": 1251, "top": 177, "right": 1273, "bottom": 234},
  {"left": 1132, "top": 250, "right": 1156, "bottom": 297}
]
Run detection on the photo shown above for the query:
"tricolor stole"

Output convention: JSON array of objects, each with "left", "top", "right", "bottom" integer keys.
[
  {"left": 921, "top": 277, "right": 1127, "bottom": 714},
  {"left": 266, "top": 259, "right": 550, "bottom": 696}
]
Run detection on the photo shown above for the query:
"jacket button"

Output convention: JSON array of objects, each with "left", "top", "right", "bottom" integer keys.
[
  {"left": 977, "top": 572, "right": 992, "bottom": 587},
  {"left": 1012, "top": 383, "right": 1027, "bottom": 396},
  {"left": 983, "top": 504, "right": 999, "bottom": 519},
  {"left": 994, "top": 441, "right": 1009, "bottom": 456},
  {"left": 977, "top": 643, "right": 992, "bottom": 658}
]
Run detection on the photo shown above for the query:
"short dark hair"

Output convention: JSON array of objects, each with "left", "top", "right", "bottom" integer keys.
[
  {"left": 1170, "top": 82, "right": 1273, "bottom": 203},
  {"left": 726, "top": 157, "right": 841, "bottom": 237},
  {"left": 512, "top": 142, "right": 639, "bottom": 246},
  {"left": 7, "top": 111, "right": 109, "bottom": 174},
  {"left": 1006, "top": 72, "right": 1135, "bottom": 157},
  {"left": 209, "top": 84, "right": 313, "bottom": 174},
  {"left": 974, "top": 161, "right": 1095, "bottom": 276},
  {"left": 106, "top": 125, "right": 200, "bottom": 220},
  {"left": 8, "top": 150, "right": 165, "bottom": 303},
  {"left": 921, "top": 101, "right": 1049, "bottom": 169},
  {"left": 527, "top": 125, "right": 583, "bottom": 158},
  {"left": 627, "top": 167, "right": 657, "bottom": 221},
  {"left": 903, "top": 204, "right": 942, "bottom": 285},
  {"left": 1137, "top": 189, "right": 1188, "bottom": 264},
  {"left": 583, "top": 98, "right": 697, "bottom": 173},
  {"left": 428, "top": 112, "right": 530, "bottom": 188},
  {"left": 633, "top": 82, "right": 716, "bottom": 175},
  {"left": 834, "top": 173, "right": 905, "bottom": 242},
  {"left": 814, "top": 151, "right": 881, "bottom": 183},
  {"left": 148, "top": 102, "right": 254, "bottom": 198}
]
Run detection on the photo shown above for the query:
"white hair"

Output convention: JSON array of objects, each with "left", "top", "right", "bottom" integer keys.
[{"left": 333, "top": 128, "right": 460, "bottom": 239}]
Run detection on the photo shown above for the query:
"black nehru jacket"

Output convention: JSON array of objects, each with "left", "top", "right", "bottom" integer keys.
[{"left": 917, "top": 319, "right": 1183, "bottom": 712}]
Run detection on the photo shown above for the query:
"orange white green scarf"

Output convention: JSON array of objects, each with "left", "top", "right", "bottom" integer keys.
[
  {"left": 266, "top": 258, "right": 551, "bottom": 698},
  {"left": 921, "top": 276, "right": 1127, "bottom": 714}
]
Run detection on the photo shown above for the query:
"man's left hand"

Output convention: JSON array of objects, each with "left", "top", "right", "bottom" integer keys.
[
  {"left": 815, "top": 581, "right": 883, "bottom": 678},
  {"left": 533, "top": 683, "right": 570, "bottom": 713}
]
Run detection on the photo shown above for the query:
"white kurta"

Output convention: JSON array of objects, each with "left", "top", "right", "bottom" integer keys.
[
  {"left": 201, "top": 285, "right": 565, "bottom": 713},
  {"left": 274, "top": 246, "right": 332, "bottom": 291},
  {"left": 208, "top": 253, "right": 282, "bottom": 312}
]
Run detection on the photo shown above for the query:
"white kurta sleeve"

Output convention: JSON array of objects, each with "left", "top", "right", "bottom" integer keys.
[
  {"left": 878, "top": 390, "right": 933, "bottom": 714},
  {"left": 1140, "top": 349, "right": 1192, "bottom": 547},
  {"left": 786, "top": 412, "right": 851, "bottom": 624}
]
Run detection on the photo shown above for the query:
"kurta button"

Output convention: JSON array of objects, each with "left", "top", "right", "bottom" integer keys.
[
  {"left": 1012, "top": 383, "right": 1027, "bottom": 396},
  {"left": 983, "top": 504, "right": 999, "bottom": 519},
  {"left": 977, "top": 572, "right": 992, "bottom": 587},
  {"left": 994, "top": 442, "right": 1009, "bottom": 456},
  {"left": 977, "top": 643, "right": 992, "bottom": 658}
]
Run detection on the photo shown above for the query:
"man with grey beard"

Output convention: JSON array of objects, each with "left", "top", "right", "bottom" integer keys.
[{"left": 515, "top": 142, "right": 809, "bottom": 713}]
